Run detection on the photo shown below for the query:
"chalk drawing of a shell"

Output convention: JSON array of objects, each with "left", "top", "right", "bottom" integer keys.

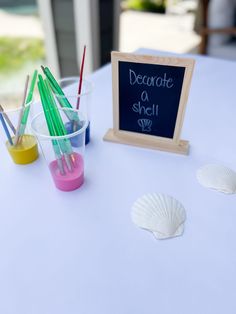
[
  {"left": 137, "top": 119, "right": 152, "bottom": 132},
  {"left": 197, "top": 164, "right": 236, "bottom": 194},
  {"left": 131, "top": 193, "right": 186, "bottom": 240}
]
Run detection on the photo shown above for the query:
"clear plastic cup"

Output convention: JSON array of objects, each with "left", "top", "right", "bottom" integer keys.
[
  {"left": 31, "top": 107, "right": 88, "bottom": 192},
  {"left": 57, "top": 77, "right": 93, "bottom": 145},
  {"left": 0, "top": 100, "right": 39, "bottom": 165}
]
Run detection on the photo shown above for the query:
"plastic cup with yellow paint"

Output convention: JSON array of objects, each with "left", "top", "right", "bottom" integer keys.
[{"left": 0, "top": 100, "right": 39, "bottom": 165}]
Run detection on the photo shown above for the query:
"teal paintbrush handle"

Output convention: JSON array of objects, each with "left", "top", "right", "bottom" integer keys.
[{"left": 18, "top": 106, "right": 30, "bottom": 136}]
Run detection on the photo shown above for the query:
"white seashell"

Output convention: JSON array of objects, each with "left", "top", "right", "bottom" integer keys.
[
  {"left": 153, "top": 223, "right": 184, "bottom": 240},
  {"left": 197, "top": 164, "right": 236, "bottom": 194},
  {"left": 137, "top": 118, "right": 152, "bottom": 132},
  {"left": 131, "top": 193, "right": 186, "bottom": 239}
]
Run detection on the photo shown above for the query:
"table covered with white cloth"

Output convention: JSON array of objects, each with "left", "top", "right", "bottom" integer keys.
[{"left": 0, "top": 49, "right": 235, "bottom": 314}]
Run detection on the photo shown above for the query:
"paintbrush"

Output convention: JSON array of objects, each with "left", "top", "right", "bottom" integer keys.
[
  {"left": 76, "top": 45, "right": 86, "bottom": 110},
  {"left": 0, "top": 104, "right": 16, "bottom": 135},
  {"left": 13, "top": 75, "right": 29, "bottom": 146},
  {"left": 0, "top": 108, "right": 13, "bottom": 145}
]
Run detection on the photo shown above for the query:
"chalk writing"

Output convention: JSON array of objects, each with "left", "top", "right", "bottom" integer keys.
[
  {"left": 132, "top": 102, "right": 158, "bottom": 117},
  {"left": 141, "top": 90, "right": 149, "bottom": 102},
  {"left": 129, "top": 70, "right": 174, "bottom": 88},
  {"left": 119, "top": 60, "right": 185, "bottom": 138},
  {"left": 138, "top": 119, "right": 152, "bottom": 132}
]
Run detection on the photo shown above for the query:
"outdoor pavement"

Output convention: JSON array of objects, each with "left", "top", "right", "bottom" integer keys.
[
  {"left": 0, "top": 8, "right": 43, "bottom": 38},
  {"left": 120, "top": 10, "right": 201, "bottom": 54}
]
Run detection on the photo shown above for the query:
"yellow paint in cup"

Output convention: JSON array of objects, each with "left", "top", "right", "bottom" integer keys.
[{"left": 6, "top": 134, "right": 39, "bottom": 164}]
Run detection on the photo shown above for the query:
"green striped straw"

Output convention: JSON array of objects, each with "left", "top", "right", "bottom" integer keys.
[
  {"left": 19, "top": 70, "right": 38, "bottom": 136},
  {"left": 43, "top": 79, "right": 74, "bottom": 171},
  {"left": 38, "top": 78, "right": 65, "bottom": 175},
  {"left": 41, "top": 65, "right": 79, "bottom": 122}
]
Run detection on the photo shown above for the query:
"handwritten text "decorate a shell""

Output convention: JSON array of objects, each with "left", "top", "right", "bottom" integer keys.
[{"left": 129, "top": 70, "right": 174, "bottom": 88}]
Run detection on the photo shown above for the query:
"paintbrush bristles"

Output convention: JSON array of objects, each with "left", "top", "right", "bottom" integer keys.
[{"left": 41, "top": 65, "right": 46, "bottom": 76}]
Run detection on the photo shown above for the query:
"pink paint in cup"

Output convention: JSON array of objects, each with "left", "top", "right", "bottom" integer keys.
[
  {"left": 31, "top": 107, "right": 88, "bottom": 191},
  {"left": 49, "top": 152, "right": 84, "bottom": 191}
]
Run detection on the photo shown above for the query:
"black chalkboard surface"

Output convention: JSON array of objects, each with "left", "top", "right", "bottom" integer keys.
[
  {"left": 119, "top": 61, "right": 185, "bottom": 139},
  {"left": 104, "top": 52, "right": 195, "bottom": 155}
]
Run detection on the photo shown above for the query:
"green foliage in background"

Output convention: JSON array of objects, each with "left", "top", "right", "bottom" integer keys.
[
  {"left": 125, "top": 0, "right": 166, "bottom": 13},
  {"left": 0, "top": 37, "right": 45, "bottom": 73}
]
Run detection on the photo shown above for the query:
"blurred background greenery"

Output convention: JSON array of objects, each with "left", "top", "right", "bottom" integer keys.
[
  {"left": 124, "top": 0, "right": 166, "bottom": 13},
  {"left": 0, "top": 37, "right": 44, "bottom": 74}
]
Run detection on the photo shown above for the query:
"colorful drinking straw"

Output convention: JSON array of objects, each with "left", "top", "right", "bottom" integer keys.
[
  {"left": 41, "top": 65, "right": 79, "bottom": 122},
  {"left": 39, "top": 75, "right": 75, "bottom": 171},
  {"left": 0, "top": 104, "right": 16, "bottom": 135},
  {"left": 19, "top": 70, "right": 38, "bottom": 137},
  {"left": 44, "top": 79, "right": 70, "bottom": 136},
  {"left": 76, "top": 45, "right": 86, "bottom": 110},
  {"left": 38, "top": 78, "right": 65, "bottom": 175},
  {"left": 14, "top": 75, "right": 29, "bottom": 146},
  {"left": 43, "top": 78, "right": 74, "bottom": 172},
  {"left": 0, "top": 108, "right": 13, "bottom": 145}
]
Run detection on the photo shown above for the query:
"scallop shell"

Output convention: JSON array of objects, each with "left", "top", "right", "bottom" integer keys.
[
  {"left": 131, "top": 193, "right": 186, "bottom": 239},
  {"left": 137, "top": 118, "right": 152, "bottom": 132},
  {"left": 197, "top": 164, "right": 236, "bottom": 194},
  {"left": 153, "top": 223, "right": 184, "bottom": 240}
]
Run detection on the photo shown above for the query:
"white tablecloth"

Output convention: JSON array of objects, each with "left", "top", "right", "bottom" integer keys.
[{"left": 0, "top": 49, "right": 236, "bottom": 314}]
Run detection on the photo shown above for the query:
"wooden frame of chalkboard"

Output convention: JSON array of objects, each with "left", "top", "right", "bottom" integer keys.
[{"left": 104, "top": 51, "right": 195, "bottom": 154}]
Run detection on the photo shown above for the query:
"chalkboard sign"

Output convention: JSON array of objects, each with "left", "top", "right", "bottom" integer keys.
[{"left": 104, "top": 52, "right": 195, "bottom": 154}]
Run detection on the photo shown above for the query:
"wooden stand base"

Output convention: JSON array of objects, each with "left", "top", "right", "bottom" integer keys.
[{"left": 103, "top": 129, "right": 189, "bottom": 155}]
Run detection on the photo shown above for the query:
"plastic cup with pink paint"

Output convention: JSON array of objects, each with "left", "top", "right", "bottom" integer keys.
[{"left": 31, "top": 107, "right": 88, "bottom": 192}]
